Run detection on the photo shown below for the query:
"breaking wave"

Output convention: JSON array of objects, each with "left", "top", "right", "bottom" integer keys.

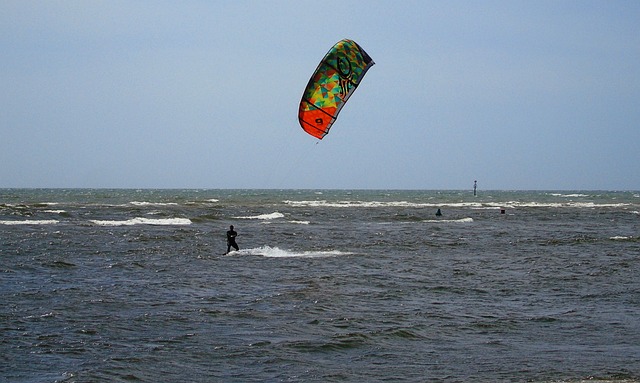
[
  {"left": 0, "top": 219, "right": 59, "bottom": 225},
  {"left": 225, "top": 246, "right": 352, "bottom": 258},
  {"left": 284, "top": 200, "right": 632, "bottom": 209},
  {"left": 423, "top": 218, "right": 474, "bottom": 223},
  {"left": 90, "top": 217, "right": 192, "bottom": 226},
  {"left": 236, "top": 212, "right": 285, "bottom": 220}
]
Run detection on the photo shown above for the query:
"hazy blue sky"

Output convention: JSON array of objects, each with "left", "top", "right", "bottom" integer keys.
[{"left": 2, "top": 1, "right": 639, "bottom": 190}]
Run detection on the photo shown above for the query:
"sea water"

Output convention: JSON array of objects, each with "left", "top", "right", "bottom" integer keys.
[{"left": 1, "top": 189, "right": 639, "bottom": 382}]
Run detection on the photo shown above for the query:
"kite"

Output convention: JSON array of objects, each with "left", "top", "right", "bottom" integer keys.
[{"left": 298, "top": 39, "right": 374, "bottom": 140}]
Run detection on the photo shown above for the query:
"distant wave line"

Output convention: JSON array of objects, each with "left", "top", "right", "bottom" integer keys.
[
  {"left": 609, "top": 236, "right": 636, "bottom": 241},
  {"left": 284, "top": 200, "right": 442, "bottom": 208},
  {"left": 423, "top": 218, "right": 474, "bottom": 223},
  {"left": 283, "top": 200, "right": 633, "bottom": 209},
  {"left": 235, "top": 212, "right": 285, "bottom": 220},
  {"left": 549, "top": 193, "right": 590, "bottom": 198},
  {"left": 0, "top": 219, "right": 59, "bottom": 225},
  {"left": 129, "top": 201, "right": 179, "bottom": 207},
  {"left": 90, "top": 217, "right": 192, "bottom": 226}
]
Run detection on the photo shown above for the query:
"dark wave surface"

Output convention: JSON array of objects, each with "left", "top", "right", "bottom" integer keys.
[{"left": 1, "top": 189, "right": 639, "bottom": 382}]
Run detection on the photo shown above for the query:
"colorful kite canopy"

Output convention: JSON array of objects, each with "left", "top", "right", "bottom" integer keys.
[{"left": 298, "top": 39, "right": 374, "bottom": 139}]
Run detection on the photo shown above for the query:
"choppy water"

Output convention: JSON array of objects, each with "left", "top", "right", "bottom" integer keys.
[{"left": 1, "top": 189, "right": 639, "bottom": 382}]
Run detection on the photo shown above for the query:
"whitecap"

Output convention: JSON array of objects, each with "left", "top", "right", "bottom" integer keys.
[
  {"left": 283, "top": 200, "right": 439, "bottom": 208},
  {"left": 129, "top": 201, "right": 178, "bottom": 206},
  {"left": 422, "top": 218, "right": 474, "bottom": 223},
  {"left": 283, "top": 199, "right": 633, "bottom": 209},
  {"left": 499, "top": 201, "right": 631, "bottom": 209},
  {"left": 90, "top": 217, "right": 191, "bottom": 226},
  {"left": 610, "top": 236, "right": 632, "bottom": 241},
  {"left": 236, "top": 212, "right": 285, "bottom": 220},
  {"left": 0, "top": 219, "right": 59, "bottom": 225},
  {"left": 225, "top": 246, "right": 351, "bottom": 258},
  {"left": 549, "top": 193, "right": 589, "bottom": 198}
]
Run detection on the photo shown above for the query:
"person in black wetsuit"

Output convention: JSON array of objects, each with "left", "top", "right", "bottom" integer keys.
[{"left": 226, "top": 225, "right": 239, "bottom": 254}]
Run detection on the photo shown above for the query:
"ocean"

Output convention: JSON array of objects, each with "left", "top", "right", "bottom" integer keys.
[{"left": 1, "top": 189, "right": 639, "bottom": 382}]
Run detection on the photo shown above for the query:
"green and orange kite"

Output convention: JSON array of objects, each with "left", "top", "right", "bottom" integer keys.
[{"left": 298, "top": 39, "right": 375, "bottom": 140}]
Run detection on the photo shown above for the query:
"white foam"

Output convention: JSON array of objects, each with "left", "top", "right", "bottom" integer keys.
[
  {"left": 423, "top": 218, "right": 474, "bottom": 223},
  {"left": 0, "top": 220, "right": 59, "bottom": 225},
  {"left": 284, "top": 200, "right": 439, "bottom": 208},
  {"left": 549, "top": 193, "right": 590, "bottom": 198},
  {"left": 288, "top": 220, "right": 310, "bottom": 225},
  {"left": 226, "top": 246, "right": 351, "bottom": 258},
  {"left": 284, "top": 199, "right": 632, "bottom": 209},
  {"left": 236, "top": 212, "right": 285, "bottom": 220},
  {"left": 90, "top": 217, "right": 191, "bottom": 226},
  {"left": 610, "top": 236, "right": 632, "bottom": 241},
  {"left": 130, "top": 201, "right": 178, "bottom": 206},
  {"left": 44, "top": 210, "right": 66, "bottom": 214}
]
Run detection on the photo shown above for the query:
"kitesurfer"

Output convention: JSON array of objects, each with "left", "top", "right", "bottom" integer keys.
[{"left": 226, "top": 225, "right": 239, "bottom": 254}]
